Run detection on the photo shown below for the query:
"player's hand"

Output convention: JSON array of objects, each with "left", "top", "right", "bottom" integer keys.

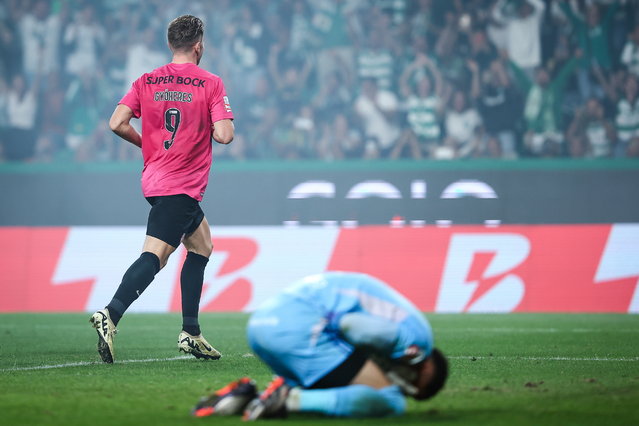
[
  {"left": 369, "top": 349, "right": 425, "bottom": 397},
  {"left": 400, "top": 345, "right": 427, "bottom": 366}
]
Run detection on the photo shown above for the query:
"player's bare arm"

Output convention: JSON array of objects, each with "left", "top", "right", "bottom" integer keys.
[
  {"left": 212, "top": 118, "right": 234, "bottom": 144},
  {"left": 109, "top": 104, "right": 142, "bottom": 148}
]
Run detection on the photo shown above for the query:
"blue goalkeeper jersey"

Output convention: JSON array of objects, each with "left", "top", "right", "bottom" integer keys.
[{"left": 246, "top": 272, "right": 434, "bottom": 387}]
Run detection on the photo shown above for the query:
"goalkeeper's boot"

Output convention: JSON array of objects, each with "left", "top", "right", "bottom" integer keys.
[
  {"left": 243, "top": 376, "right": 290, "bottom": 421},
  {"left": 89, "top": 308, "right": 117, "bottom": 363},
  {"left": 178, "top": 331, "right": 221, "bottom": 360},
  {"left": 192, "top": 377, "right": 258, "bottom": 417}
]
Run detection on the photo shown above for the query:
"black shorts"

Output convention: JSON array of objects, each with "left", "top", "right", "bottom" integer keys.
[
  {"left": 308, "top": 348, "right": 368, "bottom": 389},
  {"left": 145, "top": 194, "right": 205, "bottom": 248}
]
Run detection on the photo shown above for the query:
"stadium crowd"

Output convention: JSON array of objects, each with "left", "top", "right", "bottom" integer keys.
[{"left": 1, "top": 0, "right": 639, "bottom": 163}]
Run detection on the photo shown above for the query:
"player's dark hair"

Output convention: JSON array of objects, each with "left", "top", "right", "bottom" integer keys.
[
  {"left": 167, "top": 15, "right": 204, "bottom": 52},
  {"left": 415, "top": 348, "right": 449, "bottom": 401}
]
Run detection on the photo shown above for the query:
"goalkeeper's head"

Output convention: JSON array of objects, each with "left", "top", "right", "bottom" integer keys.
[{"left": 414, "top": 348, "right": 449, "bottom": 401}]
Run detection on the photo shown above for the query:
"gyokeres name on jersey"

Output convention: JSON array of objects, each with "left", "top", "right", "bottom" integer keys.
[{"left": 154, "top": 89, "right": 193, "bottom": 103}]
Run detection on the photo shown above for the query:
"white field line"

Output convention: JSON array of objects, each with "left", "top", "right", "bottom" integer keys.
[
  {"left": 439, "top": 328, "right": 639, "bottom": 333},
  {"left": 0, "top": 324, "right": 635, "bottom": 333},
  {"left": 0, "top": 324, "right": 247, "bottom": 330},
  {"left": 1, "top": 355, "right": 192, "bottom": 372},
  {"left": 448, "top": 355, "right": 639, "bottom": 362},
  {"left": 2, "top": 354, "right": 637, "bottom": 373}
]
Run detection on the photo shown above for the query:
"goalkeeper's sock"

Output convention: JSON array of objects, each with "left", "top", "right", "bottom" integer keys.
[
  {"left": 180, "top": 252, "right": 208, "bottom": 336},
  {"left": 106, "top": 252, "right": 160, "bottom": 325},
  {"left": 291, "top": 385, "right": 405, "bottom": 417}
]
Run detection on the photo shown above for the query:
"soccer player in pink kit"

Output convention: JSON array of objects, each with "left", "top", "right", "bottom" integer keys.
[{"left": 89, "top": 15, "right": 234, "bottom": 363}]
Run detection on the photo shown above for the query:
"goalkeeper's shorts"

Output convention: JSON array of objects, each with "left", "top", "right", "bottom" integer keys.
[{"left": 247, "top": 294, "right": 366, "bottom": 388}]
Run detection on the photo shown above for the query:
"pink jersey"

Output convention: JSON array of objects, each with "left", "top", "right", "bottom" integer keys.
[{"left": 119, "top": 62, "right": 233, "bottom": 201}]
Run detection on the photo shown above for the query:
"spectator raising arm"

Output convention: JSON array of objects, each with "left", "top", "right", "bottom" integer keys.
[
  {"left": 550, "top": 55, "right": 580, "bottom": 93},
  {"left": 399, "top": 53, "right": 444, "bottom": 99},
  {"left": 467, "top": 59, "right": 481, "bottom": 100}
]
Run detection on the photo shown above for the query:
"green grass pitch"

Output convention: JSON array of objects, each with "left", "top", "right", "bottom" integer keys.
[{"left": 1, "top": 313, "right": 638, "bottom": 425}]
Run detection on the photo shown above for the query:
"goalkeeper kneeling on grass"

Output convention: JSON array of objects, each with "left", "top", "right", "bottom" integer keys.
[{"left": 192, "top": 272, "right": 448, "bottom": 420}]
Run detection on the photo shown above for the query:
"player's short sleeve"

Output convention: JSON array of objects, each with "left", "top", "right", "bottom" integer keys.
[
  {"left": 119, "top": 77, "right": 143, "bottom": 118},
  {"left": 209, "top": 78, "right": 234, "bottom": 123}
]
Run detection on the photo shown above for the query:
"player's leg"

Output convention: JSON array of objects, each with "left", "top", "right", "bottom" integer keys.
[
  {"left": 104, "top": 235, "right": 176, "bottom": 328},
  {"left": 287, "top": 359, "right": 403, "bottom": 417},
  {"left": 288, "top": 383, "right": 405, "bottom": 418},
  {"left": 90, "top": 195, "right": 185, "bottom": 363},
  {"left": 104, "top": 196, "right": 188, "bottom": 326},
  {"left": 245, "top": 367, "right": 403, "bottom": 420},
  {"left": 90, "top": 236, "right": 173, "bottom": 363},
  {"left": 178, "top": 216, "right": 220, "bottom": 359},
  {"left": 105, "top": 236, "right": 174, "bottom": 324},
  {"left": 180, "top": 216, "right": 212, "bottom": 335}
]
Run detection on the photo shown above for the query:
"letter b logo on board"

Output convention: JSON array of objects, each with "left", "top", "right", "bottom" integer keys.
[{"left": 436, "top": 234, "right": 530, "bottom": 312}]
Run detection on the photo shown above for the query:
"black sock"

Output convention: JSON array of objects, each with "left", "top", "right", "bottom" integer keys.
[
  {"left": 181, "top": 251, "right": 208, "bottom": 335},
  {"left": 106, "top": 252, "right": 160, "bottom": 326}
]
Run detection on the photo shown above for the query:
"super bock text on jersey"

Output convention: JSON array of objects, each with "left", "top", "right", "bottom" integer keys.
[{"left": 145, "top": 74, "right": 206, "bottom": 87}]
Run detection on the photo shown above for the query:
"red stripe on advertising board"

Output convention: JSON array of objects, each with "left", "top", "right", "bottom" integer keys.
[
  {"left": 1, "top": 225, "right": 637, "bottom": 313},
  {"left": 327, "top": 225, "right": 636, "bottom": 313},
  {"left": 0, "top": 227, "right": 94, "bottom": 312},
  {"left": 327, "top": 226, "right": 450, "bottom": 311}
]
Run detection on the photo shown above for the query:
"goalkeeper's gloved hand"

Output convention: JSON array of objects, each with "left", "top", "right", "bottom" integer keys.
[
  {"left": 370, "top": 345, "right": 427, "bottom": 397},
  {"left": 400, "top": 345, "right": 427, "bottom": 366}
]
